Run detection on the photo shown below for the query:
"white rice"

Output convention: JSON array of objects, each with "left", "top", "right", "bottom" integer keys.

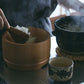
[
  {"left": 15, "top": 25, "right": 36, "bottom": 43},
  {"left": 15, "top": 25, "right": 30, "bottom": 35}
]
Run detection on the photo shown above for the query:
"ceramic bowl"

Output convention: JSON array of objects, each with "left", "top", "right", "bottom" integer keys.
[
  {"left": 53, "top": 16, "right": 84, "bottom": 52},
  {"left": 2, "top": 27, "right": 50, "bottom": 70},
  {"left": 49, "top": 57, "right": 74, "bottom": 82}
]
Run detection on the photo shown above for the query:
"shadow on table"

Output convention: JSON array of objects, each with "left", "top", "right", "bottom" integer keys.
[
  {"left": 71, "top": 61, "right": 84, "bottom": 84},
  {"left": 2, "top": 63, "right": 49, "bottom": 84},
  {"left": 54, "top": 80, "right": 72, "bottom": 84}
]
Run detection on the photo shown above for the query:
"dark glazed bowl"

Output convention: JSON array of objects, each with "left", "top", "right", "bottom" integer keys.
[{"left": 52, "top": 16, "right": 84, "bottom": 52}]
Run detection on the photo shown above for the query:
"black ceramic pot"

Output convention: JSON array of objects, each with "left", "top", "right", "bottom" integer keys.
[{"left": 52, "top": 16, "right": 84, "bottom": 52}]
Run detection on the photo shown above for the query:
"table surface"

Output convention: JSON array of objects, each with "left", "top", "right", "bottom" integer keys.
[
  {"left": 0, "top": 15, "right": 84, "bottom": 84},
  {"left": 0, "top": 36, "right": 84, "bottom": 84}
]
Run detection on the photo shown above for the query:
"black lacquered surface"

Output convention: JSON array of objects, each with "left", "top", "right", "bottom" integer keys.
[{"left": 0, "top": 37, "right": 84, "bottom": 84}]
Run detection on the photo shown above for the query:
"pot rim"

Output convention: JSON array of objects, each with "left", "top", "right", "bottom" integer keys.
[
  {"left": 55, "top": 16, "right": 84, "bottom": 33},
  {"left": 49, "top": 57, "right": 74, "bottom": 69},
  {"left": 2, "top": 28, "right": 50, "bottom": 46}
]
